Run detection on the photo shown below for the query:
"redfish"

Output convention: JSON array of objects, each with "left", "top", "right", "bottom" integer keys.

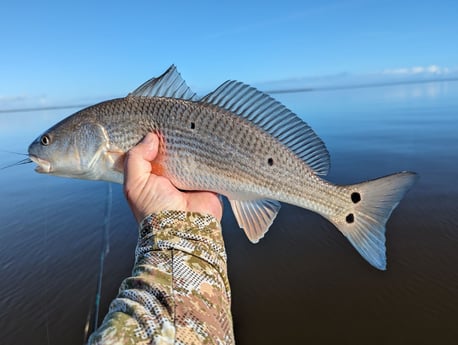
[{"left": 28, "top": 65, "right": 417, "bottom": 270}]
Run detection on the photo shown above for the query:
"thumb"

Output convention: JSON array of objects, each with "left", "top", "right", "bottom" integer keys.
[{"left": 124, "top": 133, "right": 159, "bottom": 187}]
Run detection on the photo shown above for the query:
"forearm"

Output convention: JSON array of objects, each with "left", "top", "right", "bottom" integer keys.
[{"left": 88, "top": 211, "right": 234, "bottom": 345}]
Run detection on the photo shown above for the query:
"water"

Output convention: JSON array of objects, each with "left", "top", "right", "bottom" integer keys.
[{"left": 1, "top": 81, "right": 457, "bottom": 345}]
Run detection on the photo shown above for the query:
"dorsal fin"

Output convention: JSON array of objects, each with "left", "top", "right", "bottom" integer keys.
[
  {"left": 200, "top": 80, "right": 330, "bottom": 175},
  {"left": 128, "top": 65, "right": 199, "bottom": 101}
]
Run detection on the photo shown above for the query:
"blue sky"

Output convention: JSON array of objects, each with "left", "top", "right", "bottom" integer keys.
[{"left": 1, "top": 0, "right": 457, "bottom": 108}]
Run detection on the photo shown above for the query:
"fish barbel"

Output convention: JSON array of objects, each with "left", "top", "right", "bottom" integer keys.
[{"left": 28, "top": 65, "right": 417, "bottom": 270}]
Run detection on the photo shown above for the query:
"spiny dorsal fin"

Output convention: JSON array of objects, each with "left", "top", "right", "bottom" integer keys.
[
  {"left": 200, "top": 80, "right": 330, "bottom": 175},
  {"left": 229, "top": 198, "right": 281, "bottom": 243},
  {"left": 128, "top": 65, "right": 199, "bottom": 101}
]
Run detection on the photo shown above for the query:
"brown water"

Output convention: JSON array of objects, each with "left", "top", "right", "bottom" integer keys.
[{"left": 0, "top": 81, "right": 457, "bottom": 344}]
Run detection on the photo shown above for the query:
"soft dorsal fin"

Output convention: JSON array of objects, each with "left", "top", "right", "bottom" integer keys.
[
  {"left": 229, "top": 198, "right": 281, "bottom": 243},
  {"left": 128, "top": 65, "right": 199, "bottom": 101},
  {"left": 200, "top": 81, "right": 330, "bottom": 175}
]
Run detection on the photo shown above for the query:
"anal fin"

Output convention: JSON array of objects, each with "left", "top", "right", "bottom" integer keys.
[{"left": 229, "top": 199, "right": 281, "bottom": 243}]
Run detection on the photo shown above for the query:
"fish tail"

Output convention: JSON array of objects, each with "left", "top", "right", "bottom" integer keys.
[{"left": 330, "top": 172, "right": 418, "bottom": 270}]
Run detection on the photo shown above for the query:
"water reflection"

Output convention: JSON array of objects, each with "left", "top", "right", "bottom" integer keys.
[
  {"left": 0, "top": 80, "right": 457, "bottom": 344},
  {"left": 381, "top": 81, "right": 450, "bottom": 101}
]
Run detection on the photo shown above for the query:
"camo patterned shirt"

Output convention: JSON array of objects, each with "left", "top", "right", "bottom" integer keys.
[{"left": 88, "top": 210, "right": 235, "bottom": 345}]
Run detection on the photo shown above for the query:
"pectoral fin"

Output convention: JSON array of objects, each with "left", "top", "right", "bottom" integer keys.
[
  {"left": 229, "top": 199, "right": 281, "bottom": 243},
  {"left": 106, "top": 150, "right": 126, "bottom": 173}
]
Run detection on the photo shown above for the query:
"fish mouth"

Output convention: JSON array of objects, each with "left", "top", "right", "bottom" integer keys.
[{"left": 29, "top": 155, "right": 52, "bottom": 173}]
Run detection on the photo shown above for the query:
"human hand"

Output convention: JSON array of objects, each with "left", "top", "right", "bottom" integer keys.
[{"left": 123, "top": 133, "right": 223, "bottom": 223}]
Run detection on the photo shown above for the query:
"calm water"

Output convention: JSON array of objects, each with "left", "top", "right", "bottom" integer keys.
[{"left": 1, "top": 81, "right": 457, "bottom": 345}]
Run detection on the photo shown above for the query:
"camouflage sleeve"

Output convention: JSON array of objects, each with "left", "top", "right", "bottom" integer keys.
[{"left": 88, "top": 210, "right": 235, "bottom": 345}]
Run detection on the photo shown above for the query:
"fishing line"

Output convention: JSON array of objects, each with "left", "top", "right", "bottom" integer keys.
[
  {"left": 0, "top": 150, "right": 29, "bottom": 155},
  {"left": 83, "top": 182, "right": 112, "bottom": 343},
  {"left": 41, "top": 179, "right": 51, "bottom": 345},
  {"left": 0, "top": 158, "right": 33, "bottom": 170},
  {"left": 0, "top": 151, "right": 32, "bottom": 170}
]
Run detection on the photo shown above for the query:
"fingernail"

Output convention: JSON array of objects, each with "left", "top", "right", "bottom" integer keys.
[{"left": 142, "top": 133, "right": 154, "bottom": 145}]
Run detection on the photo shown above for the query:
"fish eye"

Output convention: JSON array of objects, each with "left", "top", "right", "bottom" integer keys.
[{"left": 40, "top": 134, "right": 51, "bottom": 146}]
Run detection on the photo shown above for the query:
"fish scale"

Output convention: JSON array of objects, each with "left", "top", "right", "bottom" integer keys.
[{"left": 28, "top": 65, "right": 417, "bottom": 270}]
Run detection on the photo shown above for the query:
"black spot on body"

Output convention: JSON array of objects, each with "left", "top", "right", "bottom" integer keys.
[
  {"left": 190, "top": 122, "right": 196, "bottom": 130},
  {"left": 346, "top": 213, "right": 354, "bottom": 224},
  {"left": 268, "top": 158, "right": 274, "bottom": 166},
  {"left": 351, "top": 192, "right": 361, "bottom": 204}
]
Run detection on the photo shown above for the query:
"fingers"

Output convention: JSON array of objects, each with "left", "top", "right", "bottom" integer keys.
[
  {"left": 123, "top": 132, "right": 223, "bottom": 222},
  {"left": 124, "top": 133, "right": 159, "bottom": 184}
]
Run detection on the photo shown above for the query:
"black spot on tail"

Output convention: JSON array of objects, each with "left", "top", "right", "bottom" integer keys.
[
  {"left": 190, "top": 122, "right": 196, "bottom": 129},
  {"left": 346, "top": 213, "right": 355, "bottom": 224},
  {"left": 267, "top": 158, "right": 274, "bottom": 166},
  {"left": 351, "top": 192, "right": 361, "bottom": 204}
]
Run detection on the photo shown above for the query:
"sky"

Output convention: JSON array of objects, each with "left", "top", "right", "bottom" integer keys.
[{"left": 1, "top": 0, "right": 457, "bottom": 109}]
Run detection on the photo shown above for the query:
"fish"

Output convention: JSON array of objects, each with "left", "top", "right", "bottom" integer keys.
[{"left": 28, "top": 65, "right": 417, "bottom": 270}]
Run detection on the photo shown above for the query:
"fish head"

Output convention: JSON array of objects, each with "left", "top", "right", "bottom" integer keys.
[{"left": 28, "top": 114, "right": 119, "bottom": 182}]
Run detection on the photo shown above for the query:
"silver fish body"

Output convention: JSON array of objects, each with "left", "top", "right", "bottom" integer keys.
[{"left": 29, "top": 66, "right": 417, "bottom": 270}]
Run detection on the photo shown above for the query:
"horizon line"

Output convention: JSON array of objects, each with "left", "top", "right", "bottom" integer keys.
[
  {"left": 266, "top": 76, "right": 458, "bottom": 94},
  {"left": 1, "top": 77, "right": 458, "bottom": 114}
]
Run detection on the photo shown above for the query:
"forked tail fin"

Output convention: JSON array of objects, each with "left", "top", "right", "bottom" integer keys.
[{"left": 330, "top": 172, "right": 418, "bottom": 270}]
